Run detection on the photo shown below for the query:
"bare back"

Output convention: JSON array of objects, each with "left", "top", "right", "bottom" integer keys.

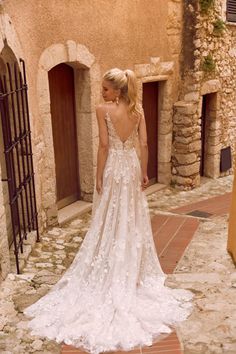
[{"left": 105, "top": 102, "right": 140, "bottom": 143}]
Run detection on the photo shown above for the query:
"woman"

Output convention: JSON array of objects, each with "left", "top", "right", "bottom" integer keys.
[{"left": 24, "top": 68, "right": 193, "bottom": 354}]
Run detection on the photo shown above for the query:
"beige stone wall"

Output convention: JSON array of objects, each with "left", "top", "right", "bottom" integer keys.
[
  {"left": 172, "top": 0, "right": 236, "bottom": 190},
  {"left": 0, "top": 0, "right": 184, "bottom": 278},
  {"left": 0, "top": 7, "right": 25, "bottom": 280},
  {"left": 0, "top": 0, "right": 184, "bottom": 226},
  {"left": 0, "top": 149, "right": 10, "bottom": 281}
]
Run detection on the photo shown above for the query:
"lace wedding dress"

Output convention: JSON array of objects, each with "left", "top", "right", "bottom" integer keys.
[{"left": 24, "top": 112, "right": 193, "bottom": 354}]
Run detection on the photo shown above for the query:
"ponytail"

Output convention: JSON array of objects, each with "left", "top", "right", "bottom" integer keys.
[
  {"left": 103, "top": 67, "right": 141, "bottom": 117},
  {"left": 124, "top": 69, "right": 140, "bottom": 116}
]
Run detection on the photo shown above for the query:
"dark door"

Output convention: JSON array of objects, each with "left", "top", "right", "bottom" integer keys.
[
  {"left": 200, "top": 95, "right": 207, "bottom": 176},
  {"left": 142, "top": 82, "right": 158, "bottom": 184},
  {"left": 48, "top": 63, "right": 80, "bottom": 209}
]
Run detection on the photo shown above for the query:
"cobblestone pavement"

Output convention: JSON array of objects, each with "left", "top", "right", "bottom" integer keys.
[{"left": 0, "top": 175, "right": 235, "bottom": 354}]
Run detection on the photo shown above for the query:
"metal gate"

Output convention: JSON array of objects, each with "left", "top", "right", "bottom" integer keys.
[{"left": 0, "top": 58, "right": 39, "bottom": 274}]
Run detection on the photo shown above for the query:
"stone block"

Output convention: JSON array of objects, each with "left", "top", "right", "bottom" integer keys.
[
  {"left": 173, "top": 142, "right": 189, "bottom": 154},
  {"left": 159, "top": 110, "right": 173, "bottom": 134},
  {"left": 90, "top": 62, "right": 101, "bottom": 82},
  {"left": 201, "top": 79, "right": 221, "bottom": 95},
  {"left": 175, "top": 136, "right": 195, "bottom": 144},
  {"left": 189, "top": 140, "right": 201, "bottom": 152},
  {"left": 174, "top": 101, "right": 198, "bottom": 115},
  {"left": 134, "top": 64, "right": 151, "bottom": 78},
  {"left": 204, "top": 153, "right": 220, "bottom": 178},
  {"left": 173, "top": 114, "right": 193, "bottom": 126},
  {"left": 175, "top": 153, "right": 197, "bottom": 164},
  {"left": 158, "top": 162, "right": 171, "bottom": 184},
  {"left": 150, "top": 57, "right": 161, "bottom": 75},
  {"left": 184, "top": 92, "right": 200, "bottom": 102},
  {"left": 193, "top": 71, "right": 204, "bottom": 81},
  {"left": 207, "top": 135, "right": 222, "bottom": 146},
  {"left": 209, "top": 120, "right": 221, "bottom": 131},
  {"left": 46, "top": 204, "right": 58, "bottom": 226},
  {"left": 178, "top": 126, "right": 199, "bottom": 138},
  {"left": 176, "top": 161, "right": 200, "bottom": 177},
  {"left": 172, "top": 175, "right": 193, "bottom": 186},
  {"left": 66, "top": 40, "right": 77, "bottom": 62},
  {"left": 37, "top": 68, "right": 50, "bottom": 105},
  {"left": 77, "top": 44, "right": 95, "bottom": 68},
  {"left": 192, "top": 174, "right": 201, "bottom": 187},
  {"left": 158, "top": 134, "right": 172, "bottom": 163},
  {"left": 159, "top": 61, "right": 174, "bottom": 75},
  {"left": 207, "top": 144, "right": 221, "bottom": 155}
]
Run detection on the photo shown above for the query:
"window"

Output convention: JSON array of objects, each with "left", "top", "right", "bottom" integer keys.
[{"left": 227, "top": 0, "right": 236, "bottom": 22}]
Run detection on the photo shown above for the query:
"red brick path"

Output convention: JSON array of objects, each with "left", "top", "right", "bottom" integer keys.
[
  {"left": 61, "top": 192, "right": 231, "bottom": 354},
  {"left": 170, "top": 192, "right": 231, "bottom": 217}
]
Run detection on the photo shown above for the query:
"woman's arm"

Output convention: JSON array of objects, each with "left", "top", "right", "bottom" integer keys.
[
  {"left": 96, "top": 106, "right": 109, "bottom": 194},
  {"left": 138, "top": 113, "right": 149, "bottom": 190}
]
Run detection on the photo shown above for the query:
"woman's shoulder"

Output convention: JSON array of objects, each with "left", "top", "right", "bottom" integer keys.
[{"left": 96, "top": 102, "right": 114, "bottom": 113}]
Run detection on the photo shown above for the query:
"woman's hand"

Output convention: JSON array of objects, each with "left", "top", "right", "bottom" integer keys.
[
  {"left": 141, "top": 175, "right": 149, "bottom": 191},
  {"left": 96, "top": 178, "right": 103, "bottom": 194}
]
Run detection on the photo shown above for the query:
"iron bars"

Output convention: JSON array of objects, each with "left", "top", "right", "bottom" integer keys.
[{"left": 0, "top": 59, "right": 39, "bottom": 274}]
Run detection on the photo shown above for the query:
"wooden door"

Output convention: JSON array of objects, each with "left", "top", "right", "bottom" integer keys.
[
  {"left": 142, "top": 82, "right": 158, "bottom": 183},
  {"left": 200, "top": 95, "right": 207, "bottom": 176},
  {"left": 48, "top": 63, "right": 80, "bottom": 209}
]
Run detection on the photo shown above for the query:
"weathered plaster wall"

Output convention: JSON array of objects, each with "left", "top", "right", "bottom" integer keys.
[
  {"left": 0, "top": 0, "right": 183, "bottom": 225},
  {"left": 0, "top": 0, "right": 184, "bottom": 278}
]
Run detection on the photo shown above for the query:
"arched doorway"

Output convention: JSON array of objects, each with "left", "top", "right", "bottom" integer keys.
[{"left": 48, "top": 63, "right": 80, "bottom": 209}]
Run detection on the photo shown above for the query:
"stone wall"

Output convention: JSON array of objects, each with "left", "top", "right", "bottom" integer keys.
[
  {"left": 0, "top": 165, "right": 10, "bottom": 281},
  {"left": 0, "top": 0, "right": 186, "bottom": 228},
  {"left": 172, "top": 0, "right": 236, "bottom": 190},
  {"left": 0, "top": 0, "right": 185, "bottom": 278},
  {"left": 0, "top": 9, "right": 25, "bottom": 281}
]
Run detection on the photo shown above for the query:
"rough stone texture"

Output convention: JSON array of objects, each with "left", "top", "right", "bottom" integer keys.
[
  {"left": 0, "top": 0, "right": 183, "bottom": 280},
  {"left": 37, "top": 42, "right": 98, "bottom": 227},
  {"left": 170, "top": 213, "right": 236, "bottom": 354},
  {"left": 0, "top": 0, "right": 235, "bottom": 280},
  {"left": 0, "top": 167, "right": 10, "bottom": 281},
  {"left": 172, "top": 0, "right": 236, "bottom": 190},
  {"left": 0, "top": 11, "right": 24, "bottom": 282},
  {"left": 0, "top": 175, "right": 233, "bottom": 353}
]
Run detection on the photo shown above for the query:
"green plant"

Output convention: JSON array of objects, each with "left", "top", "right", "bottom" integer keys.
[
  {"left": 199, "top": 0, "right": 214, "bottom": 13},
  {"left": 202, "top": 54, "right": 216, "bottom": 72},
  {"left": 213, "top": 18, "right": 226, "bottom": 36}
]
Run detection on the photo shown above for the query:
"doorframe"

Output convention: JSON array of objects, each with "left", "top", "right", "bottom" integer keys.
[
  {"left": 48, "top": 63, "right": 80, "bottom": 209},
  {"left": 200, "top": 80, "right": 221, "bottom": 178},
  {"left": 37, "top": 41, "right": 101, "bottom": 226},
  {"left": 135, "top": 57, "right": 175, "bottom": 185},
  {"left": 199, "top": 92, "right": 220, "bottom": 178}
]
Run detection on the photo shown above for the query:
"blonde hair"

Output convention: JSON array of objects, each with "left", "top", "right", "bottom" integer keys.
[{"left": 103, "top": 68, "right": 141, "bottom": 116}]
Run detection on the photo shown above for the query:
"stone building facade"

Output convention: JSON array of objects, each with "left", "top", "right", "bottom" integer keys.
[
  {"left": 0, "top": 0, "right": 235, "bottom": 279},
  {"left": 172, "top": 0, "right": 236, "bottom": 189}
]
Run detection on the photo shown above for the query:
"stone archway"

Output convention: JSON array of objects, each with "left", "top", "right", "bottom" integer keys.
[{"left": 37, "top": 41, "right": 101, "bottom": 226}]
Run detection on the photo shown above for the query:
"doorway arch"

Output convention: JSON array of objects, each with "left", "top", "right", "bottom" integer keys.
[
  {"left": 37, "top": 41, "right": 100, "bottom": 226},
  {"left": 48, "top": 63, "right": 80, "bottom": 209}
]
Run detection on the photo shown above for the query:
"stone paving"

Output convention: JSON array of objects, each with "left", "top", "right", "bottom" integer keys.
[{"left": 0, "top": 175, "right": 235, "bottom": 354}]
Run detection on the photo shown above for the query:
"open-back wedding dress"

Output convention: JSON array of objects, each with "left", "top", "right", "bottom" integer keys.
[{"left": 24, "top": 111, "right": 193, "bottom": 354}]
